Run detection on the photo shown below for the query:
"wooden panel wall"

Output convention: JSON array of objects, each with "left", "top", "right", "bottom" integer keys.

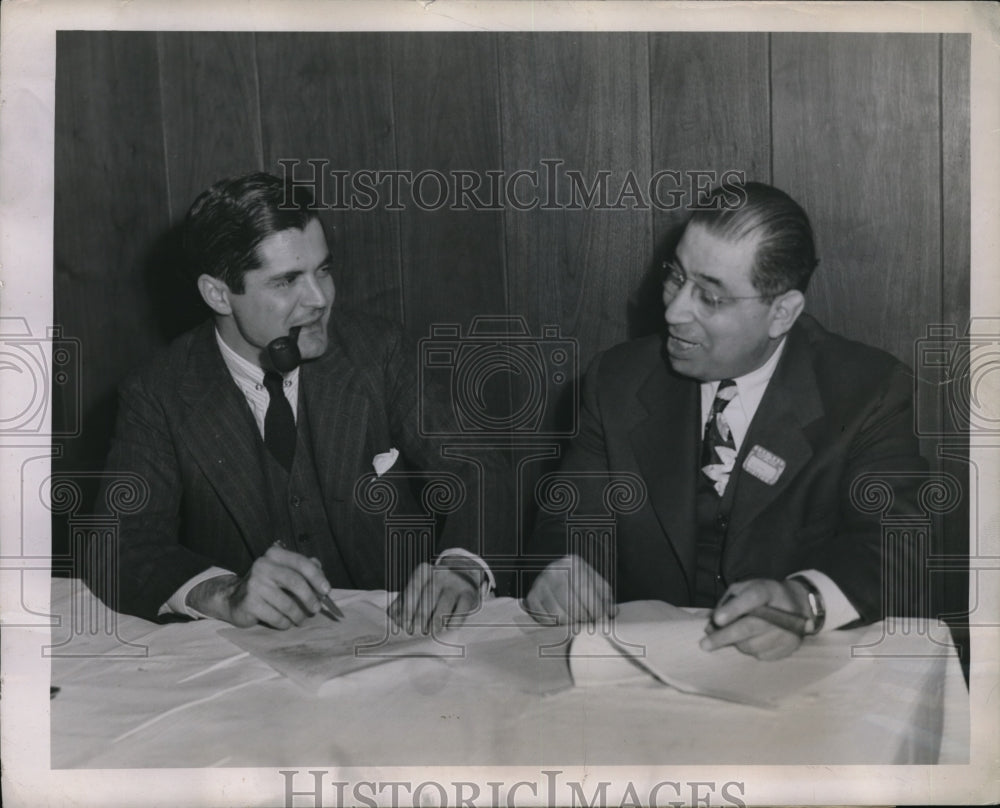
[
  {"left": 500, "top": 33, "right": 653, "bottom": 375},
  {"left": 939, "top": 35, "right": 972, "bottom": 637},
  {"left": 772, "top": 34, "right": 941, "bottom": 365},
  {"left": 646, "top": 33, "right": 771, "bottom": 336},
  {"left": 53, "top": 32, "right": 970, "bottom": 609},
  {"left": 394, "top": 33, "right": 508, "bottom": 337},
  {"left": 257, "top": 33, "right": 402, "bottom": 323},
  {"left": 942, "top": 34, "right": 972, "bottom": 390},
  {"left": 158, "top": 32, "right": 265, "bottom": 220},
  {"left": 53, "top": 32, "right": 170, "bottom": 485}
]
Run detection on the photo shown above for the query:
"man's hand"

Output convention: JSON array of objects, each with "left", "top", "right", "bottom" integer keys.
[
  {"left": 389, "top": 559, "right": 483, "bottom": 635},
  {"left": 700, "top": 578, "right": 811, "bottom": 660},
  {"left": 523, "top": 554, "right": 614, "bottom": 626},
  {"left": 187, "top": 544, "right": 333, "bottom": 629}
]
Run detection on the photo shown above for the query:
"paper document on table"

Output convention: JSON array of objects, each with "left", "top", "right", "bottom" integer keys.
[
  {"left": 218, "top": 594, "right": 448, "bottom": 692},
  {"left": 570, "top": 600, "right": 850, "bottom": 708},
  {"left": 443, "top": 600, "right": 576, "bottom": 696},
  {"left": 219, "top": 593, "right": 576, "bottom": 695}
]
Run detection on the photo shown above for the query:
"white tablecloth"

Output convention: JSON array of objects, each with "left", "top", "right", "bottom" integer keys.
[{"left": 49, "top": 577, "right": 968, "bottom": 768}]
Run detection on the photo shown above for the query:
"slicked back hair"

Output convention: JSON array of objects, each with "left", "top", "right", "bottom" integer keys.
[
  {"left": 183, "top": 172, "right": 319, "bottom": 293},
  {"left": 687, "top": 181, "right": 819, "bottom": 298}
]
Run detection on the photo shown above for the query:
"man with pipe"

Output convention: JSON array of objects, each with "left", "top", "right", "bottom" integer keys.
[{"left": 97, "top": 172, "right": 500, "bottom": 632}]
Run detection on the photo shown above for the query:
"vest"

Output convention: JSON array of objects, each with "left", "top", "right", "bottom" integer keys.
[
  {"left": 693, "top": 435, "right": 741, "bottom": 607},
  {"left": 257, "top": 393, "right": 357, "bottom": 589}
]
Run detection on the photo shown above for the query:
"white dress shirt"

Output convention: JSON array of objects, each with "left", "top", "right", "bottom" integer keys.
[
  {"left": 159, "top": 330, "right": 493, "bottom": 618},
  {"left": 699, "top": 338, "right": 860, "bottom": 631}
]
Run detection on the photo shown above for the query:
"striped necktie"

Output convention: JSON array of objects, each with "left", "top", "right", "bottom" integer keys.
[{"left": 701, "top": 379, "right": 737, "bottom": 496}]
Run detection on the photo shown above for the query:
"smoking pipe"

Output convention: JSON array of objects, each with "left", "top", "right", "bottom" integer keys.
[{"left": 266, "top": 326, "right": 302, "bottom": 373}]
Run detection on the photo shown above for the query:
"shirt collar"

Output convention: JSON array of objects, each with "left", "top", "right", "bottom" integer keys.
[
  {"left": 215, "top": 328, "right": 300, "bottom": 388},
  {"left": 735, "top": 335, "right": 786, "bottom": 391},
  {"left": 703, "top": 336, "right": 787, "bottom": 411}
]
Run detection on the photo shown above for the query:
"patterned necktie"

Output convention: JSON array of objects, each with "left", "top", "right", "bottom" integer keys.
[
  {"left": 701, "top": 379, "right": 737, "bottom": 496},
  {"left": 263, "top": 370, "right": 296, "bottom": 471}
]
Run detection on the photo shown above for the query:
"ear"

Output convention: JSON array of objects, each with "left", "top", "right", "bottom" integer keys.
[
  {"left": 197, "top": 274, "right": 234, "bottom": 316},
  {"left": 767, "top": 289, "right": 805, "bottom": 338}
]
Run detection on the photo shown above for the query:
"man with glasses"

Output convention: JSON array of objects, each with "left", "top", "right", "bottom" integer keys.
[{"left": 525, "top": 181, "right": 926, "bottom": 659}]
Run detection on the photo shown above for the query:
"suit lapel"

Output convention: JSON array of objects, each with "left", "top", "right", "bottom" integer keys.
[
  {"left": 300, "top": 329, "right": 371, "bottom": 504},
  {"left": 177, "top": 323, "right": 273, "bottom": 559},
  {"left": 631, "top": 349, "right": 701, "bottom": 589},
  {"left": 726, "top": 324, "right": 824, "bottom": 541}
]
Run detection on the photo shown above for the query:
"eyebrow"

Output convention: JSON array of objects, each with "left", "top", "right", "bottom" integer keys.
[
  {"left": 673, "top": 257, "right": 725, "bottom": 290},
  {"left": 268, "top": 254, "right": 332, "bottom": 284},
  {"left": 270, "top": 269, "right": 303, "bottom": 285}
]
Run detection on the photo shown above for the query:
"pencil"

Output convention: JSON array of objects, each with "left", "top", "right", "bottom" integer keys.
[
  {"left": 319, "top": 593, "right": 345, "bottom": 620},
  {"left": 272, "top": 540, "right": 344, "bottom": 620}
]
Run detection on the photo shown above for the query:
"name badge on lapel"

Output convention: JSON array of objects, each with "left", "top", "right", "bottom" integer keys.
[{"left": 742, "top": 445, "right": 786, "bottom": 485}]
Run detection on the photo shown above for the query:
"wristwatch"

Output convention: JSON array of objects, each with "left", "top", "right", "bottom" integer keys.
[{"left": 788, "top": 575, "right": 826, "bottom": 635}]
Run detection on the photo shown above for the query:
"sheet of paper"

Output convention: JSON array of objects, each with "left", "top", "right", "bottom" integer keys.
[
  {"left": 219, "top": 593, "right": 575, "bottom": 694},
  {"left": 569, "top": 601, "right": 688, "bottom": 687},
  {"left": 218, "top": 595, "right": 448, "bottom": 692},
  {"left": 450, "top": 599, "right": 578, "bottom": 694},
  {"left": 570, "top": 600, "right": 851, "bottom": 708}
]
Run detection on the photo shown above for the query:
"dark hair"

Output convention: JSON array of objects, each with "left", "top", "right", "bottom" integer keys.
[
  {"left": 688, "top": 181, "right": 819, "bottom": 297},
  {"left": 182, "top": 172, "right": 318, "bottom": 293}
]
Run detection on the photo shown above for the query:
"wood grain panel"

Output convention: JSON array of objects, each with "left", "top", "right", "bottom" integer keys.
[
  {"left": 54, "top": 32, "right": 171, "bottom": 476},
  {"left": 255, "top": 33, "right": 401, "bottom": 322},
  {"left": 935, "top": 34, "right": 971, "bottom": 446},
  {"left": 391, "top": 33, "right": 516, "bottom": 529},
  {"left": 645, "top": 32, "right": 770, "bottom": 338},
  {"left": 158, "top": 32, "right": 264, "bottom": 223},
  {"left": 937, "top": 34, "right": 970, "bottom": 449},
  {"left": 500, "top": 32, "right": 653, "bottom": 376},
  {"left": 939, "top": 33, "right": 971, "bottom": 652},
  {"left": 941, "top": 34, "right": 970, "bottom": 337},
  {"left": 772, "top": 33, "right": 940, "bottom": 364},
  {"left": 499, "top": 33, "right": 652, "bottom": 557},
  {"left": 391, "top": 33, "right": 507, "bottom": 339}
]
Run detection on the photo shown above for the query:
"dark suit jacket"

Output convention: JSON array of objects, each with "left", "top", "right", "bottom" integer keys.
[
  {"left": 99, "top": 311, "right": 505, "bottom": 621},
  {"left": 529, "top": 314, "right": 927, "bottom": 625}
]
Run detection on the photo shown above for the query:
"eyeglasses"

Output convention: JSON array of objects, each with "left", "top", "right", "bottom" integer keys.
[{"left": 661, "top": 260, "right": 773, "bottom": 314}]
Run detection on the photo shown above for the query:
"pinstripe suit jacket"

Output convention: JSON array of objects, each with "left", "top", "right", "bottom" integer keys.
[{"left": 99, "top": 311, "right": 498, "bottom": 621}]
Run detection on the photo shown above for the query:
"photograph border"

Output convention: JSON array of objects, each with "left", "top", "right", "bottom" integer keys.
[{"left": 1, "top": 1, "right": 997, "bottom": 806}]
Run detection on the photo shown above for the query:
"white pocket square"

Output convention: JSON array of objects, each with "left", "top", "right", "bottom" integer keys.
[{"left": 372, "top": 448, "right": 399, "bottom": 477}]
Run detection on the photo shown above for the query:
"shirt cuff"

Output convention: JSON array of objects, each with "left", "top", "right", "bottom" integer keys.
[
  {"left": 157, "top": 566, "right": 235, "bottom": 619},
  {"left": 790, "top": 569, "right": 860, "bottom": 631},
  {"left": 435, "top": 548, "right": 495, "bottom": 595}
]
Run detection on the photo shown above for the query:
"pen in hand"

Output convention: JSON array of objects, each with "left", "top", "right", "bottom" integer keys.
[
  {"left": 317, "top": 589, "right": 345, "bottom": 621},
  {"left": 272, "top": 540, "right": 344, "bottom": 621}
]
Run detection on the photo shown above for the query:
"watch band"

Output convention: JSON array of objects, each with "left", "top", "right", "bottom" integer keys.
[{"left": 789, "top": 575, "right": 826, "bottom": 635}]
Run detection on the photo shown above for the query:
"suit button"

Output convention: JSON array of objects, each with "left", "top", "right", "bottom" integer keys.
[
  {"left": 290, "top": 495, "right": 302, "bottom": 507},
  {"left": 716, "top": 513, "right": 728, "bottom": 529}
]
